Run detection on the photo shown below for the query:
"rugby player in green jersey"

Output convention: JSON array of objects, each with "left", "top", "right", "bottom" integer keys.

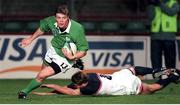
[{"left": 18, "top": 4, "right": 88, "bottom": 99}]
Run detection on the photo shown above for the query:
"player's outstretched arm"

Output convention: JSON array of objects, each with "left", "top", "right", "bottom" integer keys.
[
  {"left": 20, "top": 28, "right": 44, "bottom": 47},
  {"left": 40, "top": 84, "right": 81, "bottom": 96},
  {"left": 32, "top": 92, "right": 56, "bottom": 96}
]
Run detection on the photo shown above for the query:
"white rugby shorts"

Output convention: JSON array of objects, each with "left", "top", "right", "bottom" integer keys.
[{"left": 44, "top": 46, "right": 74, "bottom": 73}]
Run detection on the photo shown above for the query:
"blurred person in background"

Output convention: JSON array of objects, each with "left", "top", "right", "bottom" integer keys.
[
  {"left": 147, "top": 0, "right": 179, "bottom": 69},
  {"left": 18, "top": 4, "right": 88, "bottom": 99}
]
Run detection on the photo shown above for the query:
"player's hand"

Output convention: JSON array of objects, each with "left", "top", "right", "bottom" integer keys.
[
  {"left": 19, "top": 36, "right": 33, "bottom": 47},
  {"left": 72, "top": 59, "right": 84, "bottom": 70},
  {"left": 62, "top": 48, "right": 75, "bottom": 60}
]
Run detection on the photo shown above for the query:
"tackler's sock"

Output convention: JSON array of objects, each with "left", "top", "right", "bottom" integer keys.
[
  {"left": 134, "top": 66, "right": 157, "bottom": 75},
  {"left": 156, "top": 74, "right": 179, "bottom": 88}
]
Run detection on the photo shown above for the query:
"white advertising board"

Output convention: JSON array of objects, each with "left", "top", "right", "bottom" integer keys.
[{"left": 0, "top": 35, "right": 179, "bottom": 79}]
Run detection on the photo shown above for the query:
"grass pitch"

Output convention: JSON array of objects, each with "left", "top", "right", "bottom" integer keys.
[{"left": 0, "top": 79, "right": 180, "bottom": 104}]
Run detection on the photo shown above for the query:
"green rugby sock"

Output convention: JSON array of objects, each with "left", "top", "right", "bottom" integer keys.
[{"left": 21, "top": 79, "right": 42, "bottom": 94}]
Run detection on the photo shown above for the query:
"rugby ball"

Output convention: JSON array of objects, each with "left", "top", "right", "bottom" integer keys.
[{"left": 63, "top": 42, "right": 77, "bottom": 55}]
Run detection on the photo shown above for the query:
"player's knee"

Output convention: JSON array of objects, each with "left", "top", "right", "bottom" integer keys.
[{"left": 36, "top": 74, "right": 48, "bottom": 82}]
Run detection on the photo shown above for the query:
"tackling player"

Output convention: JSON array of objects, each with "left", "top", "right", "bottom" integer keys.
[
  {"left": 32, "top": 66, "right": 180, "bottom": 96},
  {"left": 18, "top": 4, "right": 88, "bottom": 99}
]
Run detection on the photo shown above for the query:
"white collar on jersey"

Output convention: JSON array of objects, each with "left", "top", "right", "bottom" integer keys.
[{"left": 54, "top": 19, "right": 71, "bottom": 34}]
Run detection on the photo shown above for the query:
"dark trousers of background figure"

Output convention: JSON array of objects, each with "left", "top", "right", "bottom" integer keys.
[{"left": 151, "top": 40, "right": 176, "bottom": 69}]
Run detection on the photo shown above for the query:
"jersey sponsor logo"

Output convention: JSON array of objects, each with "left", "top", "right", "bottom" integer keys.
[{"left": 51, "top": 29, "right": 59, "bottom": 36}]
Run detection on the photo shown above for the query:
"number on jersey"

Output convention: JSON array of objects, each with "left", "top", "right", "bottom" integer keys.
[{"left": 99, "top": 74, "right": 112, "bottom": 80}]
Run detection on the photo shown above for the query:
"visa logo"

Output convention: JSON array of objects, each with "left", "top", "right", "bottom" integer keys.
[
  {"left": 88, "top": 41, "right": 144, "bottom": 67},
  {"left": 0, "top": 38, "right": 47, "bottom": 61},
  {"left": 91, "top": 52, "right": 134, "bottom": 67}
]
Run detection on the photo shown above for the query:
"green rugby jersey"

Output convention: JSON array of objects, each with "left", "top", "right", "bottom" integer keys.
[{"left": 39, "top": 16, "right": 89, "bottom": 57}]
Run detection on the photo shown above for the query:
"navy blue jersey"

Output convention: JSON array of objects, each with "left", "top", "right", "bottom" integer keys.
[
  {"left": 67, "top": 73, "right": 101, "bottom": 95},
  {"left": 67, "top": 83, "right": 78, "bottom": 89},
  {"left": 80, "top": 73, "right": 101, "bottom": 95}
]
